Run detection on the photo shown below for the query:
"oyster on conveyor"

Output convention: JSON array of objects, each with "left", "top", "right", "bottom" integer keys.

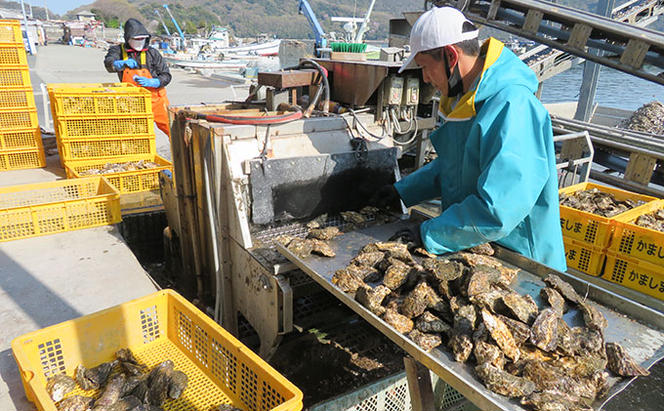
[
  {"left": 605, "top": 342, "right": 650, "bottom": 377},
  {"left": 408, "top": 329, "right": 442, "bottom": 352},
  {"left": 481, "top": 308, "right": 520, "bottom": 361},
  {"left": 474, "top": 363, "right": 535, "bottom": 398},
  {"left": 530, "top": 308, "right": 559, "bottom": 352},
  {"left": 356, "top": 285, "right": 391, "bottom": 316}
]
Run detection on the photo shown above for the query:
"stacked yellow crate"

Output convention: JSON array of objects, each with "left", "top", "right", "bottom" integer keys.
[
  {"left": 47, "top": 83, "right": 172, "bottom": 195},
  {"left": 0, "top": 19, "right": 45, "bottom": 171},
  {"left": 559, "top": 182, "right": 657, "bottom": 276}
]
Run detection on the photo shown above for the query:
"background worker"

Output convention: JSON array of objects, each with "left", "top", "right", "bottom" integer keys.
[
  {"left": 104, "top": 18, "right": 172, "bottom": 136},
  {"left": 384, "top": 7, "right": 566, "bottom": 271}
]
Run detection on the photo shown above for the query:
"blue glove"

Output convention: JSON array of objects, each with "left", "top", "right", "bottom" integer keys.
[
  {"left": 124, "top": 58, "right": 138, "bottom": 69},
  {"left": 112, "top": 58, "right": 138, "bottom": 70},
  {"left": 133, "top": 76, "right": 160, "bottom": 88}
]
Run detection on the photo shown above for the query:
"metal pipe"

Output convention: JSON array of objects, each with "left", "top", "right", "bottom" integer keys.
[
  {"left": 590, "top": 169, "right": 664, "bottom": 197},
  {"left": 202, "top": 137, "right": 223, "bottom": 323}
]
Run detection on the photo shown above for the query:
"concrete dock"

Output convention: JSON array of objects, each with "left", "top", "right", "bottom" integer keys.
[{"left": 0, "top": 44, "right": 247, "bottom": 411}]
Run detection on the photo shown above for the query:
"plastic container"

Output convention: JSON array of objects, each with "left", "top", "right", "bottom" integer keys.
[
  {"left": 65, "top": 155, "right": 172, "bottom": 193},
  {"left": 50, "top": 85, "right": 152, "bottom": 117},
  {"left": 55, "top": 115, "right": 154, "bottom": 139},
  {"left": 11, "top": 289, "right": 303, "bottom": 411},
  {"left": 610, "top": 200, "right": 664, "bottom": 267},
  {"left": 0, "top": 43, "right": 28, "bottom": 67},
  {"left": 58, "top": 135, "right": 156, "bottom": 163},
  {"left": 0, "top": 19, "right": 23, "bottom": 44},
  {"left": 0, "top": 147, "right": 45, "bottom": 171},
  {"left": 0, "top": 87, "right": 36, "bottom": 110},
  {"left": 604, "top": 251, "right": 664, "bottom": 301},
  {"left": 0, "top": 65, "right": 31, "bottom": 87},
  {"left": 0, "top": 107, "right": 38, "bottom": 130},
  {"left": 0, "top": 127, "right": 41, "bottom": 150},
  {"left": 563, "top": 237, "right": 606, "bottom": 276},
  {"left": 558, "top": 182, "right": 657, "bottom": 248},
  {"left": 0, "top": 177, "right": 120, "bottom": 241}
]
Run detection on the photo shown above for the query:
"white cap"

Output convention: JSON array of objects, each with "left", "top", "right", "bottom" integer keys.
[{"left": 399, "top": 7, "right": 479, "bottom": 73}]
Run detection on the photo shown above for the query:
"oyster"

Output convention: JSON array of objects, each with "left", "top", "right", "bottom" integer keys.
[
  {"left": 470, "top": 288, "right": 508, "bottom": 312},
  {"left": 466, "top": 265, "right": 504, "bottom": 297},
  {"left": 331, "top": 269, "right": 365, "bottom": 293},
  {"left": 306, "top": 213, "right": 327, "bottom": 229},
  {"left": 115, "top": 348, "right": 139, "bottom": 364},
  {"left": 560, "top": 188, "right": 642, "bottom": 217},
  {"left": 57, "top": 395, "right": 94, "bottom": 411},
  {"left": 408, "top": 329, "right": 442, "bottom": 352},
  {"left": 619, "top": 101, "right": 664, "bottom": 134},
  {"left": 472, "top": 322, "right": 489, "bottom": 343},
  {"left": 414, "top": 247, "right": 436, "bottom": 258},
  {"left": 416, "top": 311, "right": 452, "bottom": 334},
  {"left": 46, "top": 374, "right": 76, "bottom": 402},
  {"left": 468, "top": 243, "right": 494, "bottom": 256},
  {"left": 473, "top": 341, "right": 505, "bottom": 369},
  {"left": 286, "top": 238, "right": 313, "bottom": 258},
  {"left": 356, "top": 285, "right": 391, "bottom": 316},
  {"left": 382, "top": 259, "right": 412, "bottom": 290},
  {"left": 351, "top": 251, "right": 385, "bottom": 268},
  {"left": 120, "top": 361, "right": 147, "bottom": 377},
  {"left": 481, "top": 308, "right": 520, "bottom": 361},
  {"left": 341, "top": 211, "right": 367, "bottom": 225},
  {"left": 215, "top": 405, "right": 245, "bottom": 411},
  {"left": 402, "top": 282, "right": 436, "bottom": 318},
  {"left": 522, "top": 360, "right": 597, "bottom": 401},
  {"left": 147, "top": 360, "right": 174, "bottom": 406},
  {"left": 543, "top": 274, "right": 582, "bottom": 304},
  {"left": 307, "top": 226, "right": 340, "bottom": 241},
  {"left": 121, "top": 375, "right": 145, "bottom": 397},
  {"left": 606, "top": 342, "right": 649, "bottom": 376},
  {"left": 521, "top": 390, "right": 593, "bottom": 411},
  {"left": 422, "top": 259, "right": 465, "bottom": 282},
  {"left": 552, "top": 351, "right": 607, "bottom": 379},
  {"left": 383, "top": 308, "right": 414, "bottom": 334},
  {"left": 346, "top": 263, "right": 381, "bottom": 283},
  {"left": 95, "top": 373, "right": 126, "bottom": 408},
  {"left": 274, "top": 235, "right": 293, "bottom": 247},
  {"left": 373, "top": 242, "right": 415, "bottom": 264},
  {"left": 540, "top": 287, "right": 566, "bottom": 316},
  {"left": 129, "top": 380, "right": 149, "bottom": 404},
  {"left": 309, "top": 239, "right": 336, "bottom": 257},
  {"left": 103, "top": 396, "right": 142, "bottom": 411},
  {"left": 449, "top": 305, "right": 477, "bottom": 363},
  {"left": 501, "top": 292, "right": 538, "bottom": 324},
  {"left": 578, "top": 301, "right": 607, "bottom": 332},
  {"left": 635, "top": 209, "right": 664, "bottom": 233},
  {"left": 530, "top": 308, "right": 559, "bottom": 352},
  {"left": 519, "top": 346, "right": 557, "bottom": 363},
  {"left": 497, "top": 315, "right": 531, "bottom": 345},
  {"left": 474, "top": 363, "right": 535, "bottom": 397},
  {"left": 76, "top": 360, "right": 117, "bottom": 390},
  {"left": 168, "top": 370, "right": 189, "bottom": 399}
]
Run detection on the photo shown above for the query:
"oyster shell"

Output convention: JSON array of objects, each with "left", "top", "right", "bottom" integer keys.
[
  {"left": 121, "top": 375, "right": 145, "bottom": 397},
  {"left": 346, "top": 263, "right": 381, "bottom": 283},
  {"left": 356, "top": 285, "right": 391, "bottom": 316},
  {"left": 306, "top": 213, "right": 327, "bottom": 229},
  {"left": 286, "top": 238, "right": 313, "bottom": 258},
  {"left": 468, "top": 243, "right": 494, "bottom": 256},
  {"left": 95, "top": 373, "right": 126, "bottom": 408},
  {"left": 168, "top": 370, "right": 189, "bottom": 399},
  {"left": 147, "top": 360, "right": 174, "bottom": 406},
  {"left": 416, "top": 311, "right": 451, "bottom": 334},
  {"left": 497, "top": 315, "right": 531, "bottom": 345},
  {"left": 530, "top": 308, "right": 559, "bottom": 352},
  {"left": 422, "top": 258, "right": 465, "bottom": 282},
  {"left": 76, "top": 360, "right": 117, "bottom": 390},
  {"left": 521, "top": 390, "right": 593, "bottom": 411},
  {"left": 481, "top": 308, "right": 520, "bottom": 361},
  {"left": 383, "top": 308, "right": 414, "bottom": 333},
  {"left": 401, "top": 281, "right": 436, "bottom": 318},
  {"left": 635, "top": 210, "right": 664, "bottom": 233},
  {"left": 309, "top": 238, "right": 336, "bottom": 257},
  {"left": 274, "top": 235, "right": 293, "bottom": 247},
  {"left": 466, "top": 265, "right": 504, "bottom": 297},
  {"left": 522, "top": 360, "right": 598, "bottom": 402},
  {"left": 372, "top": 242, "right": 415, "bottom": 264},
  {"left": 307, "top": 226, "right": 340, "bottom": 241},
  {"left": 102, "top": 395, "right": 142, "bottom": 411},
  {"left": 57, "top": 395, "right": 94, "bottom": 411},
  {"left": 552, "top": 351, "right": 607, "bottom": 379},
  {"left": 449, "top": 305, "right": 477, "bottom": 363},
  {"left": 351, "top": 251, "right": 385, "bottom": 268},
  {"left": 473, "top": 341, "right": 505, "bottom": 369},
  {"left": 560, "top": 188, "right": 642, "bottom": 217},
  {"left": 618, "top": 101, "right": 664, "bottom": 135},
  {"left": 474, "top": 363, "right": 535, "bottom": 397},
  {"left": 578, "top": 301, "right": 607, "bottom": 332},
  {"left": 470, "top": 288, "right": 508, "bottom": 312},
  {"left": 606, "top": 342, "right": 649, "bottom": 376},
  {"left": 341, "top": 211, "right": 367, "bottom": 225},
  {"left": 408, "top": 329, "right": 442, "bottom": 352},
  {"left": 382, "top": 259, "right": 412, "bottom": 290},
  {"left": 543, "top": 274, "right": 582, "bottom": 304},
  {"left": 331, "top": 268, "right": 365, "bottom": 293},
  {"left": 540, "top": 287, "right": 566, "bottom": 316},
  {"left": 46, "top": 374, "right": 76, "bottom": 402},
  {"left": 501, "top": 292, "right": 538, "bottom": 324}
]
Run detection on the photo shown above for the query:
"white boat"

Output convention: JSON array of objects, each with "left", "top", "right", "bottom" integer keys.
[
  {"left": 164, "top": 55, "right": 248, "bottom": 71},
  {"left": 217, "top": 39, "right": 281, "bottom": 57}
]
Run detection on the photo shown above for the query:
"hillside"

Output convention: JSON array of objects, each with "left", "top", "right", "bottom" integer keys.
[
  {"left": 0, "top": 0, "right": 57, "bottom": 19},
  {"left": 67, "top": 0, "right": 412, "bottom": 39}
]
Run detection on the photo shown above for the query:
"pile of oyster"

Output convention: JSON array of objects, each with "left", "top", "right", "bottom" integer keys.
[
  {"left": 333, "top": 243, "right": 649, "bottom": 411},
  {"left": 45, "top": 348, "right": 188, "bottom": 411},
  {"left": 559, "top": 188, "right": 643, "bottom": 217},
  {"left": 80, "top": 160, "right": 159, "bottom": 176},
  {"left": 634, "top": 208, "right": 664, "bottom": 233},
  {"left": 618, "top": 101, "right": 664, "bottom": 135}
]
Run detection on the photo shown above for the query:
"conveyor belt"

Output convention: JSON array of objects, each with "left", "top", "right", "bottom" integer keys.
[{"left": 277, "top": 219, "right": 664, "bottom": 411}]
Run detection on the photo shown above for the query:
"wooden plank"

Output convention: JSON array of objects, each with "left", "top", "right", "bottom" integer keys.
[
  {"left": 257, "top": 69, "right": 318, "bottom": 88},
  {"left": 404, "top": 356, "right": 436, "bottom": 411},
  {"left": 624, "top": 152, "right": 657, "bottom": 185}
]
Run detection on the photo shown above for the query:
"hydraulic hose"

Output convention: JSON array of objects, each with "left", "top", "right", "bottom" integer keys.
[
  {"left": 182, "top": 109, "right": 303, "bottom": 125},
  {"left": 285, "top": 58, "right": 330, "bottom": 116}
]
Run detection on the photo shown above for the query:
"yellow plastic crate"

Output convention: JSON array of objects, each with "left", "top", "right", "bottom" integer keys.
[
  {"left": 0, "top": 147, "right": 45, "bottom": 171},
  {"left": 604, "top": 251, "right": 664, "bottom": 301},
  {"left": 11, "top": 289, "right": 303, "bottom": 411},
  {"left": 55, "top": 115, "right": 155, "bottom": 139},
  {"left": 0, "top": 107, "right": 38, "bottom": 130},
  {"left": 0, "top": 87, "right": 36, "bottom": 110},
  {"left": 51, "top": 86, "right": 152, "bottom": 117},
  {"left": 58, "top": 135, "right": 156, "bottom": 163},
  {"left": 0, "top": 65, "right": 30, "bottom": 87},
  {"left": 65, "top": 155, "right": 172, "bottom": 193},
  {"left": 563, "top": 237, "right": 606, "bottom": 276},
  {"left": 0, "top": 177, "right": 120, "bottom": 241},
  {"left": 0, "top": 19, "right": 22, "bottom": 44},
  {"left": 0, "top": 43, "right": 28, "bottom": 67},
  {"left": 610, "top": 199, "right": 664, "bottom": 267},
  {"left": 558, "top": 182, "right": 657, "bottom": 248},
  {"left": 0, "top": 127, "right": 41, "bottom": 150}
]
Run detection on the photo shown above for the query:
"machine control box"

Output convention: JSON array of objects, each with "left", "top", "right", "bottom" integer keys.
[
  {"left": 402, "top": 77, "right": 420, "bottom": 106},
  {"left": 385, "top": 75, "right": 404, "bottom": 106}
]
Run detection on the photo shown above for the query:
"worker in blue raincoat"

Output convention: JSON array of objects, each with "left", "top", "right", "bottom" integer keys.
[{"left": 385, "top": 7, "right": 566, "bottom": 271}]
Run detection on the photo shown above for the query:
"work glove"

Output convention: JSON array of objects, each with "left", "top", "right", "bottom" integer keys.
[
  {"left": 112, "top": 58, "right": 138, "bottom": 71},
  {"left": 388, "top": 224, "right": 422, "bottom": 248},
  {"left": 370, "top": 184, "right": 402, "bottom": 210},
  {"left": 133, "top": 76, "right": 160, "bottom": 88}
]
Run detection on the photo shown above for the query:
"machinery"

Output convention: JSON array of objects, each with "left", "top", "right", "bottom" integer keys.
[
  {"left": 163, "top": 4, "right": 185, "bottom": 47},
  {"left": 297, "top": 0, "right": 327, "bottom": 57},
  {"left": 154, "top": 9, "right": 171, "bottom": 37}
]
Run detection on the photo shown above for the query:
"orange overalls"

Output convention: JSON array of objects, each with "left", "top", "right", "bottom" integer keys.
[{"left": 121, "top": 45, "right": 171, "bottom": 137}]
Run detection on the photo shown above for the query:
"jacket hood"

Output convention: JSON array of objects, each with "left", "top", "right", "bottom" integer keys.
[
  {"left": 439, "top": 38, "right": 539, "bottom": 121},
  {"left": 123, "top": 18, "right": 150, "bottom": 46}
]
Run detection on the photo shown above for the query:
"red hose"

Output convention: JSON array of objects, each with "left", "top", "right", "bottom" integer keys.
[{"left": 201, "top": 110, "right": 303, "bottom": 125}]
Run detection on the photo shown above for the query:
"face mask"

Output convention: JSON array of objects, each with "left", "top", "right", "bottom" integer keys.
[
  {"left": 443, "top": 49, "right": 464, "bottom": 98},
  {"left": 128, "top": 38, "right": 145, "bottom": 51}
]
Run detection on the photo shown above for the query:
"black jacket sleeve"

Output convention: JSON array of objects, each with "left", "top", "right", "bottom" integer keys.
[
  {"left": 104, "top": 45, "right": 122, "bottom": 74},
  {"left": 148, "top": 48, "right": 172, "bottom": 88}
]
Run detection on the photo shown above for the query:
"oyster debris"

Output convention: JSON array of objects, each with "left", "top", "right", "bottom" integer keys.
[
  {"left": 530, "top": 308, "right": 559, "bottom": 352},
  {"left": 606, "top": 342, "right": 649, "bottom": 377},
  {"left": 356, "top": 285, "right": 391, "bottom": 316},
  {"left": 481, "top": 308, "right": 520, "bottom": 361},
  {"left": 168, "top": 370, "right": 189, "bottom": 399},
  {"left": 475, "top": 363, "right": 535, "bottom": 398},
  {"left": 383, "top": 308, "right": 414, "bottom": 334},
  {"left": 408, "top": 329, "right": 442, "bottom": 352},
  {"left": 46, "top": 374, "right": 76, "bottom": 402},
  {"left": 307, "top": 226, "right": 340, "bottom": 241},
  {"left": 57, "top": 395, "right": 94, "bottom": 411}
]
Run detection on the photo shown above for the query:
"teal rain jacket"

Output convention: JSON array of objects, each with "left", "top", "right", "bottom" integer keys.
[{"left": 395, "top": 38, "right": 566, "bottom": 271}]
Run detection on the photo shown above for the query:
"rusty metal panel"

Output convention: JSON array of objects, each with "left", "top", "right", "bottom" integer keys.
[{"left": 258, "top": 69, "right": 318, "bottom": 89}]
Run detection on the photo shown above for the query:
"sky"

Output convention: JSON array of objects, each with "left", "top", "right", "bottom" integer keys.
[{"left": 41, "top": 0, "right": 89, "bottom": 14}]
